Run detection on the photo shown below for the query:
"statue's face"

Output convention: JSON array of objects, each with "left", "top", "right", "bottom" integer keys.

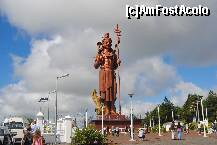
[{"left": 103, "top": 38, "right": 110, "bottom": 49}]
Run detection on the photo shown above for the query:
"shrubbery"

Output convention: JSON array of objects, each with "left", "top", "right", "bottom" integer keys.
[
  {"left": 71, "top": 126, "right": 106, "bottom": 145},
  {"left": 189, "top": 122, "right": 197, "bottom": 130}
]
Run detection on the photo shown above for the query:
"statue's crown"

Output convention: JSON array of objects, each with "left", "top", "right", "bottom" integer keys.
[{"left": 102, "top": 32, "right": 112, "bottom": 45}]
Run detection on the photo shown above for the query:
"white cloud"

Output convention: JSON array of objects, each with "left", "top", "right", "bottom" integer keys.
[
  {"left": 121, "top": 101, "right": 156, "bottom": 117},
  {"left": 170, "top": 81, "right": 208, "bottom": 106},
  {"left": 121, "top": 57, "right": 179, "bottom": 97}
]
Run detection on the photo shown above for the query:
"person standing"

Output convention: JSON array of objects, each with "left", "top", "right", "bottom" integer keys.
[
  {"left": 214, "top": 121, "right": 217, "bottom": 134},
  {"left": 31, "top": 120, "right": 38, "bottom": 134},
  {"left": 138, "top": 129, "right": 145, "bottom": 141},
  {"left": 170, "top": 121, "right": 175, "bottom": 140},
  {"left": 125, "top": 126, "right": 128, "bottom": 134},
  {"left": 106, "top": 126, "right": 110, "bottom": 135},
  {"left": 185, "top": 123, "right": 189, "bottom": 134},
  {"left": 116, "top": 126, "right": 119, "bottom": 137},
  {"left": 32, "top": 130, "right": 43, "bottom": 145},
  {"left": 23, "top": 126, "right": 33, "bottom": 145},
  {"left": 111, "top": 126, "right": 115, "bottom": 136},
  {"left": 198, "top": 122, "right": 202, "bottom": 135},
  {"left": 177, "top": 122, "right": 182, "bottom": 140}
]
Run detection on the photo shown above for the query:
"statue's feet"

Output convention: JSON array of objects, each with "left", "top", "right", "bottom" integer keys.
[
  {"left": 110, "top": 109, "right": 118, "bottom": 116},
  {"left": 104, "top": 107, "right": 110, "bottom": 116}
]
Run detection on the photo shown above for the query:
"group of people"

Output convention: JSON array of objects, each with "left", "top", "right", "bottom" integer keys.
[
  {"left": 103, "top": 126, "right": 133, "bottom": 137},
  {"left": 197, "top": 121, "right": 217, "bottom": 134},
  {"left": 103, "top": 125, "right": 147, "bottom": 141},
  {"left": 23, "top": 121, "right": 43, "bottom": 145},
  {"left": 170, "top": 121, "right": 183, "bottom": 140},
  {"left": 103, "top": 126, "right": 120, "bottom": 137}
]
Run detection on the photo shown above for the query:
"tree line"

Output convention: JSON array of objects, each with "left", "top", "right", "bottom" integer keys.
[{"left": 143, "top": 90, "right": 217, "bottom": 125}]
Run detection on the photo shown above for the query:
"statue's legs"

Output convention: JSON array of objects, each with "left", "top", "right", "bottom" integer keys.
[
  {"left": 104, "top": 101, "right": 110, "bottom": 115},
  {"left": 110, "top": 101, "right": 118, "bottom": 115}
]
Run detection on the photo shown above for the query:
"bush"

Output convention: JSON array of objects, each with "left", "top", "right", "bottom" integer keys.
[
  {"left": 189, "top": 122, "right": 197, "bottom": 130},
  {"left": 151, "top": 125, "right": 164, "bottom": 133},
  {"left": 71, "top": 126, "right": 106, "bottom": 145}
]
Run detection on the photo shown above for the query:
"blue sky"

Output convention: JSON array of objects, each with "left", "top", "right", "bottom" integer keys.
[
  {"left": 163, "top": 55, "right": 217, "bottom": 90},
  {"left": 0, "top": 0, "right": 216, "bottom": 117},
  {"left": 0, "top": 18, "right": 30, "bottom": 87}
]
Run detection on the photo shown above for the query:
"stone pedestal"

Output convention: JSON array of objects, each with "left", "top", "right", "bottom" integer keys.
[{"left": 90, "top": 115, "right": 142, "bottom": 130}]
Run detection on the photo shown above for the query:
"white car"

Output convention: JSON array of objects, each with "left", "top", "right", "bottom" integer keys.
[{"left": 3, "top": 117, "right": 26, "bottom": 144}]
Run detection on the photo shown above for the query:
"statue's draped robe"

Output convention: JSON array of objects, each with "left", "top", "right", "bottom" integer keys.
[
  {"left": 94, "top": 50, "right": 118, "bottom": 103},
  {"left": 99, "top": 69, "right": 116, "bottom": 101}
]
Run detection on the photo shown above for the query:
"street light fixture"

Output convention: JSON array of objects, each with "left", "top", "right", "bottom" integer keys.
[
  {"left": 38, "top": 97, "right": 49, "bottom": 115},
  {"left": 55, "top": 73, "right": 70, "bottom": 143},
  {"left": 128, "top": 93, "right": 135, "bottom": 141}
]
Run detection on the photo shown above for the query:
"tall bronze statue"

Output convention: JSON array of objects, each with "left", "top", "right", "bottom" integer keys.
[{"left": 93, "top": 25, "right": 121, "bottom": 116}]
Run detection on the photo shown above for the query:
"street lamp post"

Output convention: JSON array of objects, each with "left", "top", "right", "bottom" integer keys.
[
  {"left": 149, "top": 117, "right": 152, "bottom": 128},
  {"left": 85, "top": 109, "right": 88, "bottom": 128},
  {"left": 197, "top": 101, "right": 200, "bottom": 122},
  {"left": 55, "top": 73, "right": 69, "bottom": 144},
  {"left": 128, "top": 93, "right": 135, "bottom": 141},
  {"left": 201, "top": 99, "right": 207, "bottom": 137},
  {"left": 47, "top": 96, "right": 50, "bottom": 122},
  {"left": 158, "top": 106, "right": 162, "bottom": 136},
  {"left": 205, "top": 107, "right": 208, "bottom": 120},
  {"left": 48, "top": 90, "right": 56, "bottom": 123},
  {"left": 101, "top": 102, "right": 104, "bottom": 135},
  {"left": 172, "top": 110, "right": 174, "bottom": 121}
]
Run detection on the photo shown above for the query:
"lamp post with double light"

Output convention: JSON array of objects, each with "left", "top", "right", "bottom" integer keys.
[{"left": 55, "top": 73, "right": 69, "bottom": 143}]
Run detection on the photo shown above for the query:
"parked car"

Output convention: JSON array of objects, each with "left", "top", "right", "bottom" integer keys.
[
  {"left": 0, "top": 126, "right": 14, "bottom": 145},
  {"left": 3, "top": 117, "right": 26, "bottom": 144}
]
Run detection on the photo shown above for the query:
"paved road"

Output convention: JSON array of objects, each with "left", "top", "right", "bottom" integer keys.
[{"left": 107, "top": 131, "right": 217, "bottom": 145}]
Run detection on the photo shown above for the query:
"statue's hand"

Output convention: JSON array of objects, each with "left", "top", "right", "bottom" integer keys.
[
  {"left": 117, "top": 59, "right": 121, "bottom": 65},
  {"left": 95, "top": 55, "right": 101, "bottom": 62}
]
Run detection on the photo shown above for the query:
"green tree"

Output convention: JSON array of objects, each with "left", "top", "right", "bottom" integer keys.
[
  {"left": 182, "top": 94, "right": 202, "bottom": 123},
  {"left": 159, "top": 97, "right": 175, "bottom": 123},
  {"left": 144, "top": 97, "right": 178, "bottom": 125},
  {"left": 204, "top": 90, "right": 217, "bottom": 122}
]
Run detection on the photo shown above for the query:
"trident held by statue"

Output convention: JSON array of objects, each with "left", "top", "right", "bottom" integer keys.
[{"left": 114, "top": 24, "right": 122, "bottom": 115}]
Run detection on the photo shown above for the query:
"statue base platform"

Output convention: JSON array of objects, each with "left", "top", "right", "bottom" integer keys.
[{"left": 90, "top": 114, "right": 142, "bottom": 130}]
